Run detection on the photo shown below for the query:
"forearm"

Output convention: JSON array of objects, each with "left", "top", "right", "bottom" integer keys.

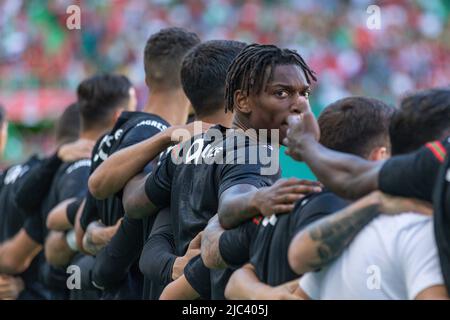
[
  {"left": 201, "top": 215, "right": 227, "bottom": 269},
  {"left": 123, "top": 174, "right": 159, "bottom": 219},
  {"left": 300, "top": 138, "right": 381, "bottom": 199},
  {"left": 218, "top": 187, "right": 259, "bottom": 229},
  {"left": 225, "top": 264, "right": 269, "bottom": 300},
  {"left": 89, "top": 131, "right": 172, "bottom": 200},
  {"left": 44, "top": 231, "right": 76, "bottom": 268},
  {"left": 288, "top": 192, "right": 381, "bottom": 274},
  {"left": 159, "top": 275, "right": 199, "bottom": 300}
]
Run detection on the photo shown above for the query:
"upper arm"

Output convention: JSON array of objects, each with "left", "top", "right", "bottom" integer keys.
[
  {"left": 379, "top": 144, "right": 444, "bottom": 201},
  {"left": 0, "top": 229, "right": 42, "bottom": 274}
]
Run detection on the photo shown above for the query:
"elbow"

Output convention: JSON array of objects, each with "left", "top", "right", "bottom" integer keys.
[
  {"left": 88, "top": 175, "right": 107, "bottom": 200},
  {"left": 288, "top": 232, "right": 311, "bottom": 275}
]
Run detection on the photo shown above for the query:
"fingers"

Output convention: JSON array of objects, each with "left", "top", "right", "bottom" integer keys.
[
  {"left": 188, "top": 232, "right": 202, "bottom": 249},
  {"left": 274, "top": 194, "right": 305, "bottom": 204},
  {"left": 270, "top": 204, "right": 296, "bottom": 214},
  {"left": 279, "top": 185, "right": 322, "bottom": 195}
]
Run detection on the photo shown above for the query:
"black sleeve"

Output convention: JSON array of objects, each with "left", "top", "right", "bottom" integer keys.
[
  {"left": 23, "top": 214, "right": 45, "bottom": 244},
  {"left": 144, "top": 154, "right": 174, "bottom": 209},
  {"left": 139, "top": 208, "right": 176, "bottom": 286},
  {"left": 184, "top": 255, "right": 211, "bottom": 300},
  {"left": 115, "top": 122, "right": 164, "bottom": 152},
  {"left": 66, "top": 198, "right": 82, "bottom": 226},
  {"left": 57, "top": 160, "right": 90, "bottom": 201},
  {"left": 218, "top": 220, "right": 259, "bottom": 268},
  {"left": 219, "top": 164, "right": 279, "bottom": 197},
  {"left": 292, "top": 192, "right": 349, "bottom": 233},
  {"left": 379, "top": 140, "right": 449, "bottom": 202},
  {"left": 79, "top": 192, "right": 99, "bottom": 232},
  {"left": 15, "top": 154, "right": 62, "bottom": 214},
  {"left": 91, "top": 215, "right": 144, "bottom": 290}
]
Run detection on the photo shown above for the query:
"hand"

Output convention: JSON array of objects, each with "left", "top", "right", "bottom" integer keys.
[
  {"left": 251, "top": 178, "right": 322, "bottom": 216},
  {"left": 168, "top": 121, "right": 214, "bottom": 144},
  {"left": 283, "top": 112, "right": 320, "bottom": 161},
  {"left": 255, "top": 280, "right": 302, "bottom": 300},
  {"left": 172, "top": 232, "right": 202, "bottom": 280},
  {"left": 0, "top": 275, "right": 24, "bottom": 300},
  {"left": 58, "top": 139, "right": 95, "bottom": 162},
  {"left": 372, "top": 191, "right": 433, "bottom": 216}
]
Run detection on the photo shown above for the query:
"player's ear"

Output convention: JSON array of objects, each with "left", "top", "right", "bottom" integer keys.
[{"left": 234, "top": 90, "right": 251, "bottom": 114}]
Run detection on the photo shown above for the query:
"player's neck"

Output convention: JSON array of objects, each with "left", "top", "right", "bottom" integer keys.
[
  {"left": 143, "top": 89, "right": 189, "bottom": 126},
  {"left": 79, "top": 128, "right": 108, "bottom": 141},
  {"left": 232, "top": 115, "right": 258, "bottom": 141},
  {"left": 198, "top": 108, "right": 234, "bottom": 128}
]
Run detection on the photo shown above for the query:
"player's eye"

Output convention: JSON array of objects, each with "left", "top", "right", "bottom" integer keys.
[
  {"left": 275, "top": 90, "right": 288, "bottom": 98},
  {"left": 303, "top": 89, "right": 311, "bottom": 99}
]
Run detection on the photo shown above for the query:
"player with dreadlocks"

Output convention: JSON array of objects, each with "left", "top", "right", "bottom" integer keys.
[{"left": 123, "top": 43, "right": 321, "bottom": 299}]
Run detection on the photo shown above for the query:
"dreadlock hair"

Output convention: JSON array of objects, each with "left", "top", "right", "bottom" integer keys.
[{"left": 224, "top": 44, "right": 316, "bottom": 113}]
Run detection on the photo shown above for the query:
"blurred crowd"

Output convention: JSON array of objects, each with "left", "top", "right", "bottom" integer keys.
[{"left": 1, "top": 0, "right": 450, "bottom": 162}]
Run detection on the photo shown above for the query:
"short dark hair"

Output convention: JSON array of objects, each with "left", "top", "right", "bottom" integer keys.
[
  {"left": 55, "top": 102, "right": 80, "bottom": 145},
  {"left": 144, "top": 27, "right": 200, "bottom": 91},
  {"left": 77, "top": 74, "right": 132, "bottom": 131},
  {"left": 389, "top": 88, "right": 450, "bottom": 155},
  {"left": 181, "top": 40, "right": 246, "bottom": 117},
  {"left": 225, "top": 44, "right": 316, "bottom": 113},
  {"left": 318, "top": 97, "right": 394, "bottom": 158}
]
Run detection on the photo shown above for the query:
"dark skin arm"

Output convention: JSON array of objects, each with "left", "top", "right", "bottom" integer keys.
[
  {"left": 123, "top": 173, "right": 159, "bottom": 219},
  {"left": 201, "top": 215, "right": 227, "bottom": 269},
  {"left": 218, "top": 178, "right": 322, "bottom": 229},
  {"left": 288, "top": 191, "right": 433, "bottom": 275},
  {"left": 284, "top": 112, "right": 383, "bottom": 199}
]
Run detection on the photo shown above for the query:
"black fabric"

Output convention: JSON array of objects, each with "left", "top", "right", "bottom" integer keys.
[
  {"left": 23, "top": 159, "right": 91, "bottom": 245},
  {"left": 69, "top": 253, "right": 102, "bottom": 300},
  {"left": 432, "top": 137, "right": 450, "bottom": 294},
  {"left": 140, "top": 208, "right": 175, "bottom": 300},
  {"left": 92, "top": 215, "right": 144, "bottom": 291},
  {"left": 66, "top": 198, "right": 83, "bottom": 226},
  {"left": 218, "top": 191, "right": 348, "bottom": 287},
  {"left": 145, "top": 125, "right": 280, "bottom": 255},
  {"left": 0, "top": 156, "right": 41, "bottom": 242},
  {"left": 0, "top": 156, "right": 50, "bottom": 300},
  {"left": 39, "top": 263, "right": 70, "bottom": 300},
  {"left": 144, "top": 125, "right": 280, "bottom": 299},
  {"left": 379, "top": 139, "right": 450, "bottom": 202},
  {"left": 15, "top": 153, "right": 62, "bottom": 215},
  {"left": 250, "top": 191, "right": 348, "bottom": 286},
  {"left": 80, "top": 111, "right": 168, "bottom": 300},
  {"left": 80, "top": 111, "right": 169, "bottom": 230},
  {"left": 219, "top": 217, "right": 259, "bottom": 268},
  {"left": 184, "top": 255, "right": 211, "bottom": 299}
]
